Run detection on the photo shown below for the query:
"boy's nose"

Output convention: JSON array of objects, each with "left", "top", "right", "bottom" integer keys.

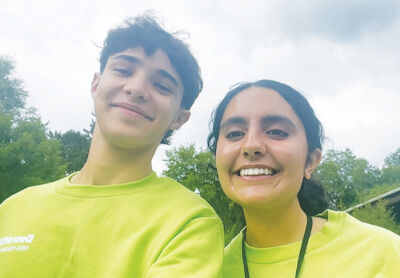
[{"left": 123, "top": 72, "right": 150, "bottom": 102}]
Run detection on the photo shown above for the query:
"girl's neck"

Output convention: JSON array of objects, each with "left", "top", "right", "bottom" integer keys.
[{"left": 243, "top": 201, "right": 308, "bottom": 248}]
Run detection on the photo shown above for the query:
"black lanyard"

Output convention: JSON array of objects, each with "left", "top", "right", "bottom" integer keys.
[{"left": 241, "top": 215, "right": 313, "bottom": 278}]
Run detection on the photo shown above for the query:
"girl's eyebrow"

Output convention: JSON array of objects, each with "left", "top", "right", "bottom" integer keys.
[
  {"left": 261, "top": 115, "right": 296, "bottom": 129},
  {"left": 220, "top": 117, "right": 247, "bottom": 130},
  {"left": 220, "top": 115, "right": 297, "bottom": 131}
]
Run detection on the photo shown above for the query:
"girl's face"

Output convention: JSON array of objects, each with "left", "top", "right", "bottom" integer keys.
[{"left": 215, "top": 86, "right": 321, "bottom": 210}]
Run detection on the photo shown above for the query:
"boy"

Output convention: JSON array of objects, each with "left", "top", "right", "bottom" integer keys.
[{"left": 0, "top": 15, "right": 224, "bottom": 277}]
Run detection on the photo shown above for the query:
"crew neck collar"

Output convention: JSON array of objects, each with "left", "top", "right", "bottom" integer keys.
[
  {"left": 235, "top": 210, "right": 344, "bottom": 264},
  {"left": 54, "top": 171, "right": 158, "bottom": 198}
]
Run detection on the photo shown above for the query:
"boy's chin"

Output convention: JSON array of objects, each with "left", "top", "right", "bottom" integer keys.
[{"left": 105, "top": 132, "right": 160, "bottom": 151}]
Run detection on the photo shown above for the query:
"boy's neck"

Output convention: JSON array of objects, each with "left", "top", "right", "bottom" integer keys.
[{"left": 71, "top": 128, "right": 156, "bottom": 185}]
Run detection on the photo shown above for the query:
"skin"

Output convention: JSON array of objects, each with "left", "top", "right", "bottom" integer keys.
[
  {"left": 216, "top": 87, "right": 325, "bottom": 248},
  {"left": 71, "top": 47, "right": 190, "bottom": 185}
]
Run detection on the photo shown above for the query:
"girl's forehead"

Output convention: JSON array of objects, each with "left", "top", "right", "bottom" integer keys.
[
  {"left": 220, "top": 87, "right": 306, "bottom": 134},
  {"left": 222, "top": 87, "right": 295, "bottom": 119}
]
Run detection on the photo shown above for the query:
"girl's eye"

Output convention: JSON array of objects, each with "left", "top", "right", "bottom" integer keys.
[
  {"left": 267, "top": 129, "right": 289, "bottom": 139},
  {"left": 226, "top": 131, "right": 245, "bottom": 140}
]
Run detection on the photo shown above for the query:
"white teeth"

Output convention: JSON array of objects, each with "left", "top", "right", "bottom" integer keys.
[{"left": 239, "top": 168, "right": 275, "bottom": 176}]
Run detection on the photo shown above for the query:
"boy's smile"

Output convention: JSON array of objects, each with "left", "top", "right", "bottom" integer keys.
[{"left": 110, "top": 101, "right": 154, "bottom": 121}]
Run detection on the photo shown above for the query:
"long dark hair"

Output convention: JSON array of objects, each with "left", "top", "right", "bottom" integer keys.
[{"left": 207, "top": 80, "right": 328, "bottom": 215}]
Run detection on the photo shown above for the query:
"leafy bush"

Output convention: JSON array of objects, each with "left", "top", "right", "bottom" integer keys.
[{"left": 350, "top": 200, "right": 400, "bottom": 235}]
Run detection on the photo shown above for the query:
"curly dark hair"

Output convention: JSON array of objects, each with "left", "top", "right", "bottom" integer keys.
[{"left": 99, "top": 13, "right": 203, "bottom": 144}]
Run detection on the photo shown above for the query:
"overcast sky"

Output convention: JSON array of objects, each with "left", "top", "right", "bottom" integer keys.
[{"left": 1, "top": 0, "right": 399, "bottom": 173}]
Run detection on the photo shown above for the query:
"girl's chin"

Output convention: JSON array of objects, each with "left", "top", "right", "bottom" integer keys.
[{"left": 235, "top": 194, "right": 276, "bottom": 208}]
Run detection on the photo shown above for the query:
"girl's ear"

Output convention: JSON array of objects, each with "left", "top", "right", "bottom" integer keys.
[{"left": 304, "top": 149, "right": 322, "bottom": 180}]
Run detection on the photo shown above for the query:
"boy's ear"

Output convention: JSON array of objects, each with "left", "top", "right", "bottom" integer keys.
[
  {"left": 304, "top": 148, "right": 322, "bottom": 180},
  {"left": 90, "top": 73, "right": 100, "bottom": 98},
  {"left": 169, "top": 109, "right": 191, "bottom": 130}
]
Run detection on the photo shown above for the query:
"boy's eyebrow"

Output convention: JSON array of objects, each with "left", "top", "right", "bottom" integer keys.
[
  {"left": 112, "top": 54, "right": 142, "bottom": 65},
  {"left": 220, "top": 117, "right": 247, "bottom": 130},
  {"left": 111, "top": 54, "right": 179, "bottom": 88}
]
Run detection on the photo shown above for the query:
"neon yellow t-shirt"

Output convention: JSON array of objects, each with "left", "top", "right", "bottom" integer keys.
[
  {"left": 223, "top": 210, "right": 400, "bottom": 277},
  {"left": 0, "top": 172, "right": 224, "bottom": 277}
]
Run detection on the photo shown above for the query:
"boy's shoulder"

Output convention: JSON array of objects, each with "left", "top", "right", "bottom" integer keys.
[
  {"left": 1, "top": 178, "right": 64, "bottom": 207},
  {"left": 152, "top": 175, "right": 218, "bottom": 215},
  {"left": 1, "top": 174, "right": 219, "bottom": 219}
]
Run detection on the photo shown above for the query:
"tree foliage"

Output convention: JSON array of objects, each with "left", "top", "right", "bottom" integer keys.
[
  {"left": 0, "top": 56, "right": 93, "bottom": 203},
  {"left": 163, "top": 144, "right": 244, "bottom": 244},
  {"left": 378, "top": 147, "right": 400, "bottom": 187},
  {"left": 0, "top": 111, "right": 67, "bottom": 203},
  {"left": 314, "top": 149, "right": 380, "bottom": 210},
  {"left": 0, "top": 57, "right": 67, "bottom": 203},
  {"left": 384, "top": 147, "right": 400, "bottom": 168},
  {"left": 358, "top": 182, "right": 400, "bottom": 203},
  {"left": 51, "top": 130, "right": 91, "bottom": 175},
  {"left": 351, "top": 201, "right": 400, "bottom": 235},
  {"left": 0, "top": 56, "right": 27, "bottom": 117}
]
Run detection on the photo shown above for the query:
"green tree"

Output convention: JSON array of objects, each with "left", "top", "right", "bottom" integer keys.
[
  {"left": 0, "top": 112, "right": 67, "bottom": 202},
  {"left": 0, "top": 57, "right": 67, "bottom": 203},
  {"left": 0, "top": 109, "right": 12, "bottom": 144},
  {"left": 0, "top": 56, "right": 27, "bottom": 117},
  {"left": 163, "top": 144, "right": 244, "bottom": 244},
  {"left": 359, "top": 182, "right": 400, "bottom": 203},
  {"left": 351, "top": 201, "right": 400, "bottom": 235},
  {"left": 380, "top": 167, "right": 400, "bottom": 186},
  {"left": 51, "top": 130, "right": 91, "bottom": 174},
  {"left": 379, "top": 147, "right": 400, "bottom": 186},
  {"left": 384, "top": 147, "right": 400, "bottom": 168},
  {"left": 314, "top": 149, "right": 380, "bottom": 209}
]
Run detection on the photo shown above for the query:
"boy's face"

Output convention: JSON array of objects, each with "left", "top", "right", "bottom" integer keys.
[{"left": 91, "top": 47, "right": 190, "bottom": 150}]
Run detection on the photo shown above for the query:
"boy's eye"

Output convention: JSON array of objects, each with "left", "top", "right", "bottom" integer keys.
[
  {"left": 226, "top": 131, "right": 245, "bottom": 140},
  {"left": 266, "top": 129, "right": 288, "bottom": 139},
  {"left": 154, "top": 82, "right": 172, "bottom": 94},
  {"left": 114, "top": 68, "right": 132, "bottom": 76}
]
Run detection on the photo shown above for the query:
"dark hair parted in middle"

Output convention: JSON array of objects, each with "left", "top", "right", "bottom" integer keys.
[
  {"left": 99, "top": 14, "right": 203, "bottom": 144},
  {"left": 208, "top": 79, "right": 328, "bottom": 215}
]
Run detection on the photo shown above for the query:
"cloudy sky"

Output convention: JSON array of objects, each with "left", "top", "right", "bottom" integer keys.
[{"left": 1, "top": 0, "right": 399, "bottom": 172}]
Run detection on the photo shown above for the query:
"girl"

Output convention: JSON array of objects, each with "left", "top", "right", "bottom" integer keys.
[{"left": 208, "top": 80, "right": 400, "bottom": 277}]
